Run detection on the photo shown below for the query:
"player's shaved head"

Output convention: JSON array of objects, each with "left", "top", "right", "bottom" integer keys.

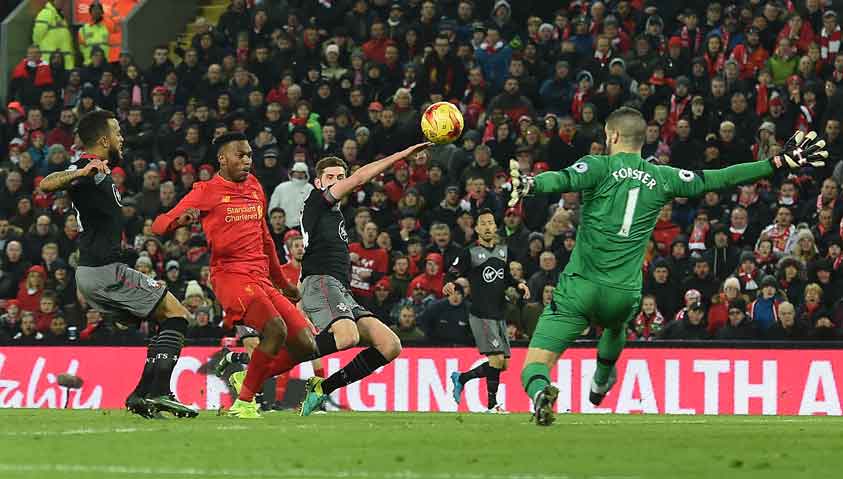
[{"left": 605, "top": 107, "right": 646, "bottom": 152}]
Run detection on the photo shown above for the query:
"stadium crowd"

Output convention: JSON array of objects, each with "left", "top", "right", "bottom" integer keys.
[{"left": 2, "top": 0, "right": 843, "bottom": 346}]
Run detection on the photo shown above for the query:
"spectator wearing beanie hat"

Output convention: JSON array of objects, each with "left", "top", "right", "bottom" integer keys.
[
  {"left": 750, "top": 275, "right": 782, "bottom": 332},
  {"left": 715, "top": 298, "right": 757, "bottom": 339},
  {"left": 659, "top": 300, "right": 710, "bottom": 340}
]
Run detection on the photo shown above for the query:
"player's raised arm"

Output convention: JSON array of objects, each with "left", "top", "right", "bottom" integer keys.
[
  {"left": 40, "top": 158, "right": 108, "bottom": 192},
  {"left": 661, "top": 130, "right": 828, "bottom": 199},
  {"left": 325, "top": 142, "right": 432, "bottom": 200},
  {"left": 151, "top": 183, "right": 206, "bottom": 236}
]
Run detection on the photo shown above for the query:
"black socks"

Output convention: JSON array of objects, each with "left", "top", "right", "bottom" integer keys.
[
  {"left": 149, "top": 318, "right": 187, "bottom": 398},
  {"left": 486, "top": 366, "right": 501, "bottom": 409},
  {"left": 129, "top": 335, "right": 157, "bottom": 398},
  {"left": 459, "top": 362, "right": 490, "bottom": 385},
  {"left": 314, "top": 329, "right": 339, "bottom": 358},
  {"left": 321, "top": 347, "right": 389, "bottom": 396},
  {"left": 458, "top": 362, "right": 502, "bottom": 409}
]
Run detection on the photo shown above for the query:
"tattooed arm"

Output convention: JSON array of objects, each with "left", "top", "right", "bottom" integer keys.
[{"left": 40, "top": 159, "right": 108, "bottom": 193}]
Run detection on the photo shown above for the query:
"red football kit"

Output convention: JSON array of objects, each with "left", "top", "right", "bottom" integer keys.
[{"left": 152, "top": 174, "right": 307, "bottom": 334}]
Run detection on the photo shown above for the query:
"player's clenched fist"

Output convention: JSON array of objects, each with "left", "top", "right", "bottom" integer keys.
[{"left": 176, "top": 208, "right": 200, "bottom": 226}]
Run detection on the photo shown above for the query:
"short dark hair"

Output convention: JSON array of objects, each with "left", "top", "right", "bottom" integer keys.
[
  {"left": 476, "top": 208, "right": 495, "bottom": 220},
  {"left": 76, "top": 110, "right": 116, "bottom": 148},
  {"left": 212, "top": 131, "right": 248, "bottom": 159},
  {"left": 605, "top": 107, "right": 646, "bottom": 146},
  {"left": 315, "top": 156, "right": 348, "bottom": 178}
]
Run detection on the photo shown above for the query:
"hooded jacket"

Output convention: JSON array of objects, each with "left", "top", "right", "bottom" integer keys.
[
  {"left": 407, "top": 253, "right": 445, "bottom": 299},
  {"left": 268, "top": 163, "right": 314, "bottom": 228}
]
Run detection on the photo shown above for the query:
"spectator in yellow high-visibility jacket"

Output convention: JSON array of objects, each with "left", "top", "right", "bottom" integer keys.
[
  {"left": 78, "top": 3, "right": 110, "bottom": 66},
  {"left": 32, "top": 0, "right": 75, "bottom": 69}
]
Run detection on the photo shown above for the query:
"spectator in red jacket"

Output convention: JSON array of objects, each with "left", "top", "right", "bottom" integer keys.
[
  {"left": 46, "top": 107, "right": 75, "bottom": 150},
  {"left": 349, "top": 221, "right": 389, "bottom": 300},
  {"left": 34, "top": 290, "right": 58, "bottom": 333},
  {"left": 653, "top": 203, "right": 681, "bottom": 256},
  {"left": 9, "top": 45, "right": 53, "bottom": 107},
  {"left": 16, "top": 264, "right": 46, "bottom": 313},
  {"left": 407, "top": 252, "right": 444, "bottom": 299},
  {"left": 777, "top": 12, "right": 816, "bottom": 55},
  {"left": 361, "top": 21, "right": 396, "bottom": 65},
  {"left": 384, "top": 160, "right": 413, "bottom": 205}
]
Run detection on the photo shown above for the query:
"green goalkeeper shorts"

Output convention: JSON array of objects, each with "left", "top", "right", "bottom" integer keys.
[{"left": 529, "top": 273, "right": 642, "bottom": 354}]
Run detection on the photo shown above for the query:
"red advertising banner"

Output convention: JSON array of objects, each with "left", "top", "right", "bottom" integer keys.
[
  {"left": 1, "top": 347, "right": 842, "bottom": 415},
  {"left": 75, "top": 0, "right": 139, "bottom": 62}
]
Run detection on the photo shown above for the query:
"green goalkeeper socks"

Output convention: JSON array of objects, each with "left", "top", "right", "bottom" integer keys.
[
  {"left": 594, "top": 327, "right": 626, "bottom": 385},
  {"left": 521, "top": 362, "right": 551, "bottom": 400}
]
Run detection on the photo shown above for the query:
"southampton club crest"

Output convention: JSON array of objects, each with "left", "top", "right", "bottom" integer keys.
[
  {"left": 338, "top": 219, "right": 349, "bottom": 243},
  {"left": 112, "top": 184, "right": 123, "bottom": 207}
]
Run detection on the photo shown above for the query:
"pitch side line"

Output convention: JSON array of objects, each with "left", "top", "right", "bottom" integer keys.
[
  {"left": 0, "top": 464, "right": 639, "bottom": 479},
  {"left": 0, "top": 424, "right": 248, "bottom": 437}
]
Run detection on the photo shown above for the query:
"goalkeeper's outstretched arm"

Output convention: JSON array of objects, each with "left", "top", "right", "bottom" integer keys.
[{"left": 663, "top": 130, "right": 828, "bottom": 198}]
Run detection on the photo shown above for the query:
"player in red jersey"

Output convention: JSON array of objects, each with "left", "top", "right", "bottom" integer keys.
[{"left": 152, "top": 132, "right": 316, "bottom": 418}]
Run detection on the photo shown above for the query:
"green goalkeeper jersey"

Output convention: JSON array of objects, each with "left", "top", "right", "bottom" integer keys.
[{"left": 534, "top": 152, "right": 774, "bottom": 291}]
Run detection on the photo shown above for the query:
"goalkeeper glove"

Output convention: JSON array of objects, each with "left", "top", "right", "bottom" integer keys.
[
  {"left": 508, "top": 159, "right": 535, "bottom": 207},
  {"left": 770, "top": 131, "right": 828, "bottom": 170}
]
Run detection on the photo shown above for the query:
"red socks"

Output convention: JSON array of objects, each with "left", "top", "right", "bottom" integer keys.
[
  {"left": 267, "top": 349, "right": 295, "bottom": 377},
  {"left": 275, "top": 373, "right": 290, "bottom": 401},
  {"left": 239, "top": 348, "right": 272, "bottom": 402}
]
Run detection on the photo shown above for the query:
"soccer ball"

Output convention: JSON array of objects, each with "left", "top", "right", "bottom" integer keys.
[{"left": 421, "top": 101, "right": 464, "bottom": 144}]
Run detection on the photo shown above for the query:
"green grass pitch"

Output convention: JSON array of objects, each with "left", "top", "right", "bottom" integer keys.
[{"left": 1, "top": 410, "right": 842, "bottom": 479}]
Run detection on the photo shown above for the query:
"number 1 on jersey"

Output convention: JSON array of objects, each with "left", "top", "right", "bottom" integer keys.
[{"left": 617, "top": 187, "right": 640, "bottom": 237}]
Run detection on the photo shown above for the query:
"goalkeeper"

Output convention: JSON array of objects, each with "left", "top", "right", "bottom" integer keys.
[{"left": 510, "top": 107, "right": 827, "bottom": 426}]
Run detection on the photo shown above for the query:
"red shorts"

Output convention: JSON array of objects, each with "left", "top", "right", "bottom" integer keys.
[{"left": 212, "top": 274, "right": 308, "bottom": 336}]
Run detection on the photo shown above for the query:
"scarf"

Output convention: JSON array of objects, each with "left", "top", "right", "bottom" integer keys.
[
  {"left": 480, "top": 40, "right": 504, "bottom": 54},
  {"left": 571, "top": 88, "right": 588, "bottom": 122},
  {"left": 729, "top": 225, "right": 747, "bottom": 243},
  {"left": 593, "top": 49, "right": 611, "bottom": 66},
  {"left": 738, "top": 265, "right": 759, "bottom": 290},
  {"left": 689, "top": 222, "right": 709, "bottom": 251},
  {"left": 704, "top": 52, "right": 726, "bottom": 77},
  {"left": 755, "top": 83, "right": 769, "bottom": 117},
  {"left": 820, "top": 25, "right": 843, "bottom": 64},
  {"left": 681, "top": 26, "right": 702, "bottom": 54},
  {"left": 633, "top": 310, "right": 665, "bottom": 339}
]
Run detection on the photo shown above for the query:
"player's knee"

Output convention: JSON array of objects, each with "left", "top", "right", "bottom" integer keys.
[
  {"left": 265, "top": 317, "right": 288, "bottom": 344},
  {"left": 331, "top": 320, "right": 360, "bottom": 350},
  {"left": 292, "top": 329, "right": 318, "bottom": 359},
  {"left": 377, "top": 331, "right": 402, "bottom": 361},
  {"left": 157, "top": 292, "right": 189, "bottom": 320},
  {"left": 488, "top": 354, "right": 505, "bottom": 369}
]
